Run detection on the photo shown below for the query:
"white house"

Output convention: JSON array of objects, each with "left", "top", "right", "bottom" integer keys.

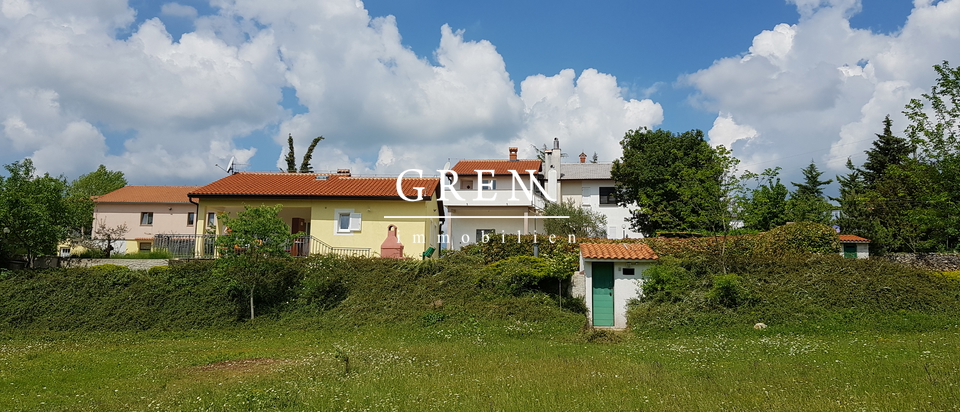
[
  {"left": 578, "top": 243, "right": 659, "bottom": 329},
  {"left": 445, "top": 147, "right": 549, "bottom": 249},
  {"left": 558, "top": 158, "right": 643, "bottom": 239}
]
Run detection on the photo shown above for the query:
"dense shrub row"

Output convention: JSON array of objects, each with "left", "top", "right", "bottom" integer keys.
[
  {"left": 0, "top": 253, "right": 584, "bottom": 331},
  {"left": 627, "top": 255, "right": 960, "bottom": 332}
]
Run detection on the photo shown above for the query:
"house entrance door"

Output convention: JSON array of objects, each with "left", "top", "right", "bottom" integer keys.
[
  {"left": 291, "top": 218, "right": 307, "bottom": 256},
  {"left": 592, "top": 262, "right": 615, "bottom": 327}
]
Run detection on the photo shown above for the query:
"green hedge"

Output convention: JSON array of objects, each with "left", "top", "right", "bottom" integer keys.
[
  {"left": 0, "top": 254, "right": 585, "bottom": 332},
  {"left": 627, "top": 255, "right": 960, "bottom": 333}
]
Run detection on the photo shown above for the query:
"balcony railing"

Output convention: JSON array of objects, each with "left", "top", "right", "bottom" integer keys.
[
  {"left": 154, "top": 234, "right": 372, "bottom": 259},
  {"left": 441, "top": 188, "right": 547, "bottom": 208}
]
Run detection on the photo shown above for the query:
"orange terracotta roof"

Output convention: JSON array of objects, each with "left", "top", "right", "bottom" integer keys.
[
  {"left": 581, "top": 243, "right": 659, "bottom": 260},
  {"left": 839, "top": 234, "right": 870, "bottom": 243},
  {"left": 95, "top": 186, "right": 198, "bottom": 204},
  {"left": 189, "top": 173, "right": 440, "bottom": 199},
  {"left": 451, "top": 160, "right": 542, "bottom": 176}
]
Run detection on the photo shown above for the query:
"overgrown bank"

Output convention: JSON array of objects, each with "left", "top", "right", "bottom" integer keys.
[
  {"left": 0, "top": 254, "right": 584, "bottom": 332},
  {"left": 3, "top": 226, "right": 960, "bottom": 334}
]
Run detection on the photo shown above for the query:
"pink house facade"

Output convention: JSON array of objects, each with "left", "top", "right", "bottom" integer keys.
[{"left": 93, "top": 186, "right": 199, "bottom": 254}]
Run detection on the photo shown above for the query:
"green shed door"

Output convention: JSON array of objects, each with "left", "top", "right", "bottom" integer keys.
[
  {"left": 843, "top": 243, "right": 857, "bottom": 258},
  {"left": 592, "top": 262, "right": 615, "bottom": 327}
]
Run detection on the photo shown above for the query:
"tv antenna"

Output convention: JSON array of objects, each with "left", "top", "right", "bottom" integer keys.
[{"left": 215, "top": 156, "right": 242, "bottom": 174}]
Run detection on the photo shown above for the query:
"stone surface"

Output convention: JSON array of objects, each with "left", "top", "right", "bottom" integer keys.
[
  {"left": 60, "top": 258, "right": 169, "bottom": 270},
  {"left": 882, "top": 254, "right": 960, "bottom": 271}
]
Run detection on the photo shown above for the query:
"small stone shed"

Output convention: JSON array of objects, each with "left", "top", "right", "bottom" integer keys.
[
  {"left": 839, "top": 234, "right": 870, "bottom": 259},
  {"left": 577, "top": 243, "right": 659, "bottom": 329}
]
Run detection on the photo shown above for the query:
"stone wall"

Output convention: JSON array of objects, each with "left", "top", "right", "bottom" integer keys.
[
  {"left": 570, "top": 271, "right": 586, "bottom": 298},
  {"left": 59, "top": 258, "right": 169, "bottom": 270},
  {"left": 882, "top": 254, "right": 960, "bottom": 272}
]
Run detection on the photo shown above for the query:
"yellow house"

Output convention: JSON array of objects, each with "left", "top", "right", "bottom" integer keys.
[{"left": 188, "top": 171, "right": 442, "bottom": 258}]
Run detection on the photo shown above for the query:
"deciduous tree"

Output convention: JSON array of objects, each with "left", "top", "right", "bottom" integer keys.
[
  {"left": 543, "top": 199, "right": 607, "bottom": 238},
  {"left": 611, "top": 128, "right": 738, "bottom": 235},
  {"left": 214, "top": 205, "right": 300, "bottom": 319},
  {"left": 0, "top": 159, "right": 72, "bottom": 267}
]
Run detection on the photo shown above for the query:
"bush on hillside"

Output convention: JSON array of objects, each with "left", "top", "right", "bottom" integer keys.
[
  {"left": 479, "top": 256, "right": 574, "bottom": 296},
  {"left": 758, "top": 222, "right": 840, "bottom": 257},
  {"left": 627, "top": 254, "right": 960, "bottom": 332}
]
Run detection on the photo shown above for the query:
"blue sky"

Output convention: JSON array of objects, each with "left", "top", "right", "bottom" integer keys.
[{"left": 0, "top": 0, "right": 956, "bottom": 189}]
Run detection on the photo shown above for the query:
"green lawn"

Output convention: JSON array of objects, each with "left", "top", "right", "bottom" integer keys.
[{"left": 1, "top": 323, "right": 958, "bottom": 411}]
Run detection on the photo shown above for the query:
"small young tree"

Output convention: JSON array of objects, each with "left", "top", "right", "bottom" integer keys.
[
  {"left": 543, "top": 199, "right": 608, "bottom": 238},
  {"left": 214, "top": 205, "right": 300, "bottom": 319},
  {"left": 92, "top": 219, "right": 129, "bottom": 257}
]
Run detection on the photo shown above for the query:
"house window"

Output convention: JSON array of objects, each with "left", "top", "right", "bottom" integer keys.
[
  {"left": 140, "top": 212, "right": 153, "bottom": 225},
  {"left": 187, "top": 212, "right": 196, "bottom": 226},
  {"left": 139, "top": 242, "right": 152, "bottom": 252},
  {"left": 335, "top": 209, "right": 362, "bottom": 234},
  {"left": 599, "top": 187, "right": 617, "bottom": 205},
  {"left": 476, "top": 229, "right": 495, "bottom": 242},
  {"left": 482, "top": 179, "right": 497, "bottom": 190},
  {"left": 622, "top": 267, "right": 636, "bottom": 276},
  {"left": 207, "top": 212, "right": 217, "bottom": 227}
]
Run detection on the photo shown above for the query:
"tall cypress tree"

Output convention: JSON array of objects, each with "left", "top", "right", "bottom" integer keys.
[
  {"left": 298, "top": 136, "right": 324, "bottom": 173},
  {"left": 285, "top": 134, "right": 297, "bottom": 173}
]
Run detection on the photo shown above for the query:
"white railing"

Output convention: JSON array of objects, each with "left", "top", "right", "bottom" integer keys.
[{"left": 441, "top": 188, "right": 547, "bottom": 208}]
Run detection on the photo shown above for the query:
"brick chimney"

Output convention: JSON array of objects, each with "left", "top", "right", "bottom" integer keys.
[
  {"left": 509, "top": 147, "right": 518, "bottom": 161},
  {"left": 579, "top": 152, "right": 587, "bottom": 163}
]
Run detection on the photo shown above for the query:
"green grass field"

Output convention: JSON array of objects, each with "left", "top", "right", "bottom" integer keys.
[{"left": 2, "top": 323, "right": 959, "bottom": 411}]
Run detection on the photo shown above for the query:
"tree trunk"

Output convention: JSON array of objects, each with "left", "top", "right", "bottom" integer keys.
[{"left": 249, "top": 286, "right": 255, "bottom": 320}]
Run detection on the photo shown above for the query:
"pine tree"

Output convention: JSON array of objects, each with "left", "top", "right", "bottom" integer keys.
[
  {"left": 861, "top": 115, "right": 913, "bottom": 186},
  {"left": 791, "top": 161, "right": 833, "bottom": 198},
  {"left": 786, "top": 161, "right": 833, "bottom": 224}
]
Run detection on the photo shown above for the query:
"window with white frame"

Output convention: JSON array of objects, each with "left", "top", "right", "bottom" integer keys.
[
  {"left": 335, "top": 209, "right": 362, "bottom": 234},
  {"left": 207, "top": 212, "right": 216, "bottom": 227},
  {"left": 140, "top": 212, "right": 153, "bottom": 225}
]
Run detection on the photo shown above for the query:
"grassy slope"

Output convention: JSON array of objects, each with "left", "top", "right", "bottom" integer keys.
[
  {"left": 1, "top": 326, "right": 958, "bottom": 411},
  {"left": 1, "top": 253, "right": 959, "bottom": 410}
]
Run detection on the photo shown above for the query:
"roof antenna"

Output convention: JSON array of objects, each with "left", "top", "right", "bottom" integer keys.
[{"left": 215, "top": 156, "right": 242, "bottom": 174}]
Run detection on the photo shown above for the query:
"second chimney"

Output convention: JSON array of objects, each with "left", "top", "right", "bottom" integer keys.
[
  {"left": 509, "top": 147, "right": 518, "bottom": 161},
  {"left": 579, "top": 152, "right": 587, "bottom": 163}
]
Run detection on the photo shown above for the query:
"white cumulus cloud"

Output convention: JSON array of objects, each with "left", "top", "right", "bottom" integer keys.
[
  {"left": 686, "top": 0, "right": 960, "bottom": 179},
  {"left": 0, "top": 0, "right": 665, "bottom": 184}
]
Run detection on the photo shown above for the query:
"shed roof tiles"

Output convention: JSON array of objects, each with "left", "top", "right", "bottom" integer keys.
[
  {"left": 580, "top": 243, "right": 659, "bottom": 260},
  {"left": 839, "top": 234, "right": 871, "bottom": 243}
]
